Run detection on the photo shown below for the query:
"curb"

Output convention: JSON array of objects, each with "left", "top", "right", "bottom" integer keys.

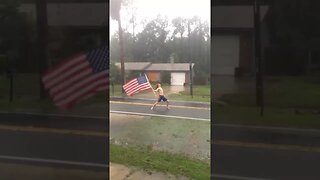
[{"left": 110, "top": 96, "right": 210, "bottom": 105}]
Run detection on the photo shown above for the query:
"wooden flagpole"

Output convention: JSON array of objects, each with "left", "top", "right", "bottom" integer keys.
[{"left": 144, "top": 73, "right": 157, "bottom": 98}]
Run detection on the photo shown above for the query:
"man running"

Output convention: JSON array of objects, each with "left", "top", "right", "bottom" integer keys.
[{"left": 151, "top": 83, "right": 169, "bottom": 110}]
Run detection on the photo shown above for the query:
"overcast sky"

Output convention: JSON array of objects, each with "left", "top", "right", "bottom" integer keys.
[{"left": 110, "top": 0, "right": 210, "bottom": 38}]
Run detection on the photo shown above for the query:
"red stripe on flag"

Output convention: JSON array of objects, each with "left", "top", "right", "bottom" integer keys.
[
  {"left": 42, "top": 53, "right": 86, "bottom": 81},
  {"left": 123, "top": 76, "right": 151, "bottom": 96},
  {"left": 53, "top": 72, "right": 107, "bottom": 102},
  {"left": 43, "top": 60, "right": 90, "bottom": 89},
  {"left": 55, "top": 77, "right": 108, "bottom": 106},
  {"left": 48, "top": 68, "right": 92, "bottom": 96},
  {"left": 41, "top": 51, "right": 108, "bottom": 109}
]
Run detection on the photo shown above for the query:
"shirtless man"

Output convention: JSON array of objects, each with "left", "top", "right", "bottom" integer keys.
[{"left": 151, "top": 83, "right": 169, "bottom": 110}]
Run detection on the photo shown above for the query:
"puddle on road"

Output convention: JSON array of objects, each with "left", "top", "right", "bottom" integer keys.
[{"left": 110, "top": 113, "right": 210, "bottom": 162}]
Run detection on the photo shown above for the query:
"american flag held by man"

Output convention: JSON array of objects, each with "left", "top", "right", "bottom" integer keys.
[
  {"left": 123, "top": 74, "right": 170, "bottom": 110},
  {"left": 123, "top": 74, "right": 152, "bottom": 96}
]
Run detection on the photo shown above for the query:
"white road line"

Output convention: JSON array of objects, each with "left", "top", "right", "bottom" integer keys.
[
  {"left": 110, "top": 101, "right": 210, "bottom": 110},
  {"left": 110, "top": 110, "right": 210, "bottom": 121},
  {"left": 2, "top": 111, "right": 320, "bottom": 134},
  {"left": 213, "top": 174, "right": 273, "bottom": 180},
  {"left": 110, "top": 96, "right": 210, "bottom": 105},
  {"left": 0, "top": 155, "right": 107, "bottom": 168}
]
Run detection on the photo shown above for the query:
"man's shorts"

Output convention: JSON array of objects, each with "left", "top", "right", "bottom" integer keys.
[{"left": 158, "top": 95, "right": 167, "bottom": 102}]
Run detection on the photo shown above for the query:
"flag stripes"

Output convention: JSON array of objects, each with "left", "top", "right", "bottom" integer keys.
[
  {"left": 123, "top": 75, "right": 151, "bottom": 96},
  {"left": 42, "top": 47, "right": 108, "bottom": 109}
]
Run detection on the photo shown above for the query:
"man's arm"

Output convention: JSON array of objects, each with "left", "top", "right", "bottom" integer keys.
[{"left": 153, "top": 88, "right": 159, "bottom": 97}]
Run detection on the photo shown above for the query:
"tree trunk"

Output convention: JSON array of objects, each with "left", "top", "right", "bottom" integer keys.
[
  {"left": 118, "top": 19, "right": 126, "bottom": 93},
  {"left": 36, "top": 0, "right": 48, "bottom": 99}
]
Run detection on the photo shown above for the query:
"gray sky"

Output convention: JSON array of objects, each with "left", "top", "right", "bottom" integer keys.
[{"left": 110, "top": 0, "right": 210, "bottom": 38}]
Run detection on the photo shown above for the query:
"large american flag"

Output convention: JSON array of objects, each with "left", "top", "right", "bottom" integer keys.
[
  {"left": 123, "top": 75, "right": 151, "bottom": 96},
  {"left": 42, "top": 46, "right": 108, "bottom": 109}
]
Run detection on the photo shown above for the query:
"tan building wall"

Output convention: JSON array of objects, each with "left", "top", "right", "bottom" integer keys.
[{"left": 147, "top": 72, "right": 160, "bottom": 82}]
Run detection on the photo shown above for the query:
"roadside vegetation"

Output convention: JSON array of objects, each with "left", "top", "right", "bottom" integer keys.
[
  {"left": 110, "top": 83, "right": 210, "bottom": 102},
  {"left": 215, "top": 76, "right": 320, "bottom": 129},
  {"left": 110, "top": 143, "right": 210, "bottom": 180}
]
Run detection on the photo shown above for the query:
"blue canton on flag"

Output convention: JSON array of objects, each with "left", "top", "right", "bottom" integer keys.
[
  {"left": 87, "top": 46, "right": 109, "bottom": 73},
  {"left": 137, "top": 75, "right": 148, "bottom": 84}
]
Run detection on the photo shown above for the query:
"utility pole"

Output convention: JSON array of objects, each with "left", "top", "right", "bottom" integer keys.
[
  {"left": 36, "top": 0, "right": 48, "bottom": 99},
  {"left": 254, "top": 0, "right": 264, "bottom": 116},
  {"left": 118, "top": 18, "right": 126, "bottom": 93},
  {"left": 190, "top": 62, "right": 193, "bottom": 98},
  {"left": 111, "top": 0, "right": 125, "bottom": 93}
]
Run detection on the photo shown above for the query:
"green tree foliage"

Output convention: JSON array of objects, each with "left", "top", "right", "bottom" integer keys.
[
  {"left": 266, "top": 0, "right": 320, "bottom": 47},
  {"left": 110, "top": 15, "right": 210, "bottom": 84},
  {"left": 110, "top": 32, "right": 135, "bottom": 63},
  {"left": 161, "top": 71, "right": 171, "bottom": 84},
  {"left": 264, "top": 0, "right": 320, "bottom": 74},
  {"left": 0, "top": 0, "right": 35, "bottom": 72},
  {"left": 135, "top": 15, "right": 170, "bottom": 62},
  {"left": 110, "top": 62, "right": 122, "bottom": 84}
]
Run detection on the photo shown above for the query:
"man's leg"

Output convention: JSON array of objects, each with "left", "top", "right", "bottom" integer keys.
[{"left": 151, "top": 101, "right": 158, "bottom": 110}]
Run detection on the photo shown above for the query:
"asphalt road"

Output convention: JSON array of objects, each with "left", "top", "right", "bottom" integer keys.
[
  {"left": 110, "top": 97, "right": 210, "bottom": 121},
  {"left": 0, "top": 129, "right": 107, "bottom": 169},
  {"left": 213, "top": 125, "right": 320, "bottom": 179},
  {"left": 1, "top": 97, "right": 320, "bottom": 179},
  {"left": 213, "top": 144, "right": 320, "bottom": 180},
  {"left": 0, "top": 112, "right": 108, "bottom": 179}
]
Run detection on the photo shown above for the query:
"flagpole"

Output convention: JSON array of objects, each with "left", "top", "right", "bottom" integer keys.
[{"left": 144, "top": 73, "right": 157, "bottom": 98}]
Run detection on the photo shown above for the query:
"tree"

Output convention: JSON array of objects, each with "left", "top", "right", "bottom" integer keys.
[
  {"left": 0, "top": 0, "right": 35, "bottom": 72},
  {"left": 172, "top": 17, "right": 187, "bottom": 39},
  {"left": 265, "top": 0, "right": 320, "bottom": 74},
  {"left": 110, "top": 31, "right": 135, "bottom": 62},
  {"left": 135, "top": 15, "right": 170, "bottom": 62},
  {"left": 110, "top": 62, "right": 121, "bottom": 84},
  {"left": 110, "top": 14, "right": 210, "bottom": 84},
  {"left": 111, "top": 0, "right": 126, "bottom": 91}
]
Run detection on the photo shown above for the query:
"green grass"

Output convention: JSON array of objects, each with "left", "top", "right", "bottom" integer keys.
[
  {"left": 214, "top": 106, "right": 320, "bottom": 129},
  {"left": 110, "top": 84, "right": 210, "bottom": 102},
  {"left": 168, "top": 85, "right": 210, "bottom": 102},
  {"left": 110, "top": 144, "right": 210, "bottom": 180},
  {"left": 109, "top": 84, "right": 123, "bottom": 96},
  {"left": 216, "top": 76, "right": 320, "bottom": 129},
  {"left": 220, "top": 76, "right": 320, "bottom": 108}
]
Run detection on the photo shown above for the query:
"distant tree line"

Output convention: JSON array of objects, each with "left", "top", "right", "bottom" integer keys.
[
  {"left": 110, "top": 15, "right": 210, "bottom": 84},
  {"left": 264, "top": 0, "right": 320, "bottom": 75}
]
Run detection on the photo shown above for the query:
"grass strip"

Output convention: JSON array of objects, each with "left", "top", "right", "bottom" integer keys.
[
  {"left": 110, "top": 144, "right": 210, "bottom": 180},
  {"left": 215, "top": 106, "right": 320, "bottom": 129}
]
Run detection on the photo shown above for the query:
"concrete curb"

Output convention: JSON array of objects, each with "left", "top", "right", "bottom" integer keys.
[
  {"left": 110, "top": 96, "right": 210, "bottom": 105},
  {"left": 110, "top": 96, "right": 229, "bottom": 106}
]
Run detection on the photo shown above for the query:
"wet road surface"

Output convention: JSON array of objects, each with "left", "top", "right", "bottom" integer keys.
[
  {"left": 1, "top": 104, "right": 320, "bottom": 179},
  {"left": 110, "top": 97, "right": 210, "bottom": 121}
]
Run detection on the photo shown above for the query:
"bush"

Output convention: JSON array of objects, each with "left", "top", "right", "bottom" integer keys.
[
  {"left": 193, "top": 70, "right": 209, "bottom": 85},
  {"left": 110, "top": 62, "right": 122, "bottom": 84},
  {"left": 161, "top": 71, "right": 171, "bottom": 84},
  {"left": 127, "top": 71, "right": 142, "bottom": 80}
]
